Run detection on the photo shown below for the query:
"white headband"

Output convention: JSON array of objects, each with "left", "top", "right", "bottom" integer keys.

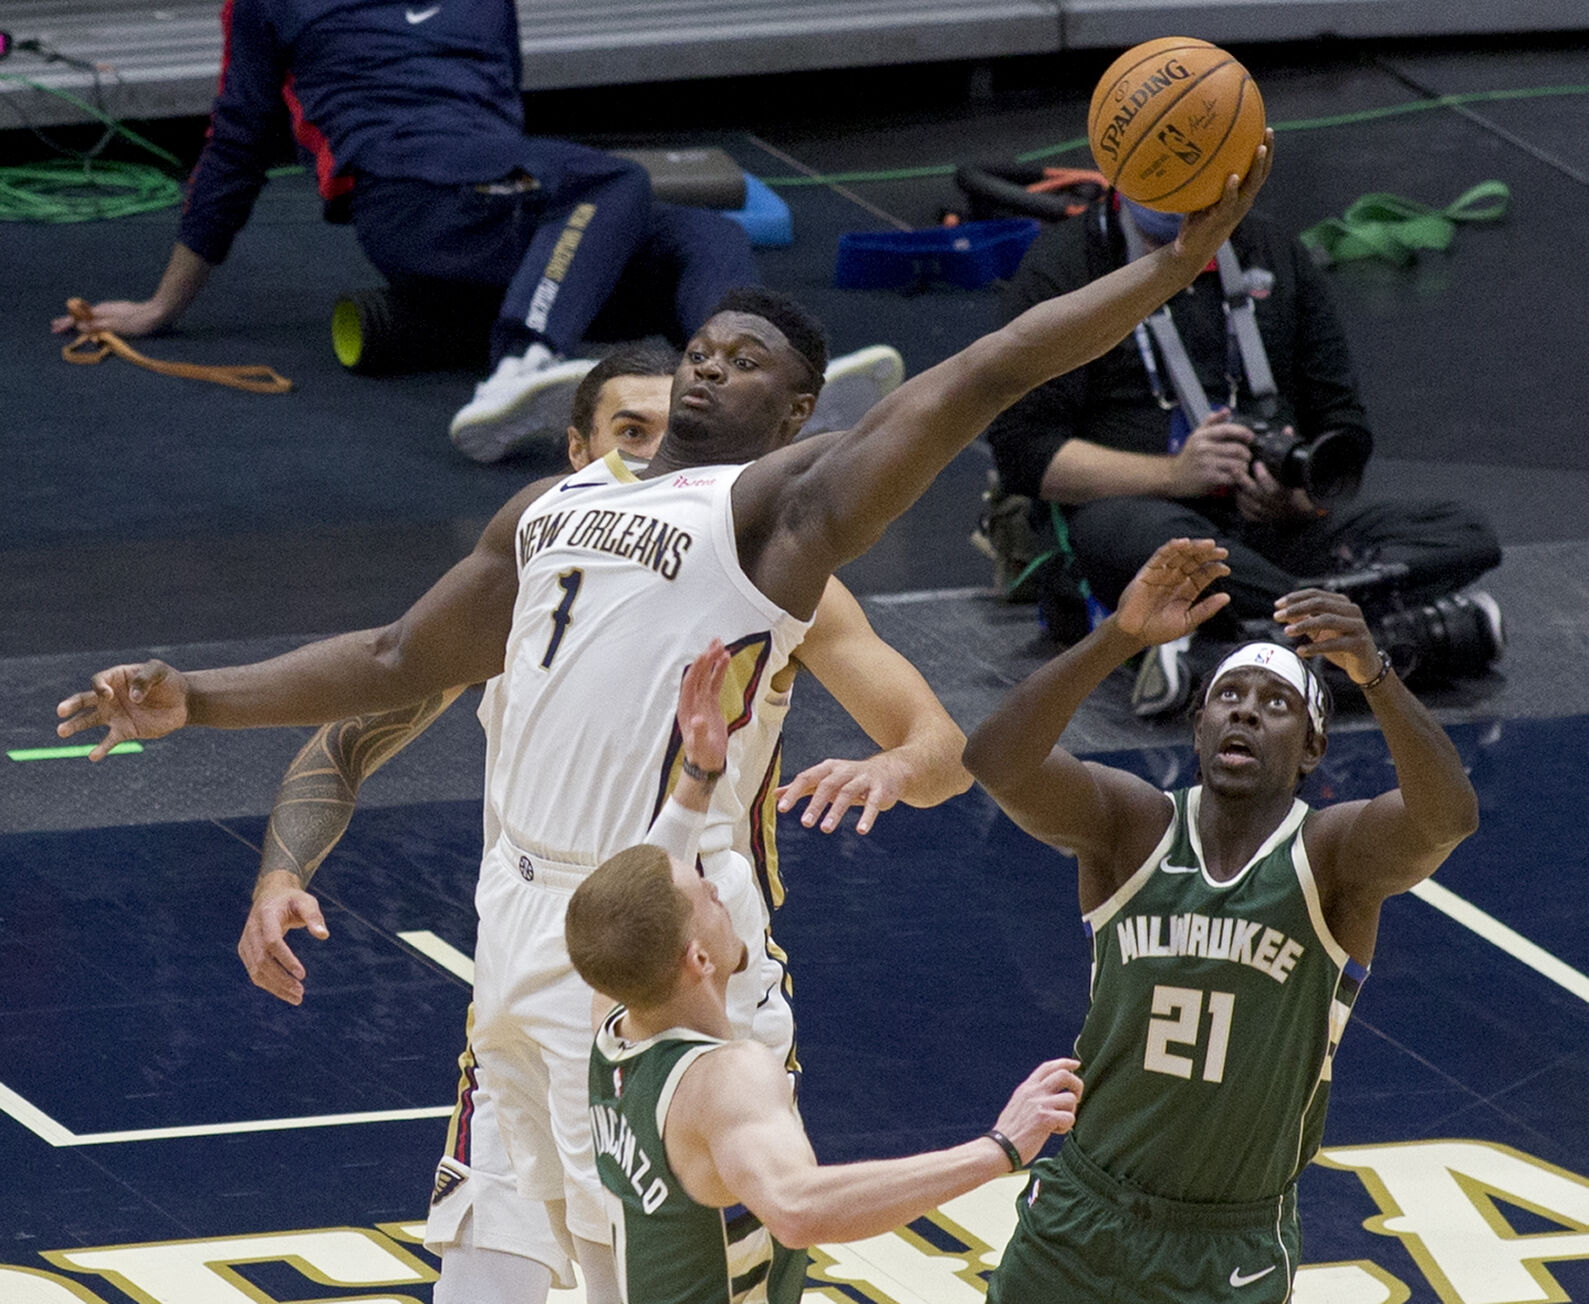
[{"left": 1204, "top": 643, "right": 1326, "bottom": 734}]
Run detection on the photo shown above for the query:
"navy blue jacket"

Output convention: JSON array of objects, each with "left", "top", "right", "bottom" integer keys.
[{"left": 181, "top": 0, "right": 531, "bottom": 264}]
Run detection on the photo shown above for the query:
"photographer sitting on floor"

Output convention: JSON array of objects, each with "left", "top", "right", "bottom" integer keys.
[{"left": 982, "top": 193, "right": 1502, "bottom": 716}]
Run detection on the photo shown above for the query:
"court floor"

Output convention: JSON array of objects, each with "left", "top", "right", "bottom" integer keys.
[{"left": 3, "top": 703, "right": 1586, "bottom": 1304}]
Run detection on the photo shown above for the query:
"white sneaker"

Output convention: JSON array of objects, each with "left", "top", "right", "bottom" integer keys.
[
  {"left": 449, "top": 343, "right": 597, "bottom": 463},
  {"left": 1132, "top": 635, "right": 1193, "bottom": 719},
  {"left": 804, "top": 344, "right": 906, "bottom": 436}
]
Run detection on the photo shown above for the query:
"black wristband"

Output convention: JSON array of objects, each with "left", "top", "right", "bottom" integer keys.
[
  {"left": 984, "top": 1128, "right": 1023, "bottom": 1172},
  {"left": 1356, "top": 649, "right": 1394, "bottom": 692},
  {"left": 681, "top": 756, "right": 724, "bottom": 784}
]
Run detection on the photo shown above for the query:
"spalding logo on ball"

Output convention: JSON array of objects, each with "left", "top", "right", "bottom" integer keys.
[{"left": 1088, "top": 37, "right": 1266, "bottom": 213}]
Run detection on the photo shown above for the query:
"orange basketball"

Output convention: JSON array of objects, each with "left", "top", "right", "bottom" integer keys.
[{"left": 1088, "top": 37, "right": 1266, "bottom": 214}]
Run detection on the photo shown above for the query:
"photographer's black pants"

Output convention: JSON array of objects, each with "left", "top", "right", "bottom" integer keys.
[{"left": 1063, "top": 493, "right": 1500, "bottom": 636}]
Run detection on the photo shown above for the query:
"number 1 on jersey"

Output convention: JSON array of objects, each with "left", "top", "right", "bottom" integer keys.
[{"left": 541, "top": 569, "right": 584, "bottom": 669}]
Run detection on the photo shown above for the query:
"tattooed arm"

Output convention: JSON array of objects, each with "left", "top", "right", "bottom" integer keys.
[{"left": 237, "top": 687, "right": 465, "bottom": 1003}]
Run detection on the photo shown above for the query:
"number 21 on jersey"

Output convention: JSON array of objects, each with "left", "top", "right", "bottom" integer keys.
[
  {"left": 1144, "top": 984, "right": 1234, "bottom": 1083},
  {"left": 541, "top": 569, "right": 584, "bottom": 669}
]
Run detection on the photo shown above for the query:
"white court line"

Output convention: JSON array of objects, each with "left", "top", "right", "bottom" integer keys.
[
  {"left": 397, "top": 929, "right": 475, "bottom": 984},
  {"left": 1411, "top": 878, "right": 1589, "bottom": 1004},
  {"left": 0, "top": 932, "right": 477, "bottom": 1147},
  {"left": 869, "top": 585, "right": 993, "bottom": 606}
]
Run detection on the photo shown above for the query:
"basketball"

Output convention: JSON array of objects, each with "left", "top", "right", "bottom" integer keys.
[{"left": 1088, "top": 37, "right": 1266, "bottom": 214}]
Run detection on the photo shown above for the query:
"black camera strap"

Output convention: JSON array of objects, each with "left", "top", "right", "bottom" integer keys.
[{"left": 1117, "top": 204, "right": 1277, "bottom": 429}]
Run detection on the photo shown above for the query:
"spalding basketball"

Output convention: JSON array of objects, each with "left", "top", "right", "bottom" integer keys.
[{"left": 1088, "top": 37, "right": 1266, "bottom": 214}]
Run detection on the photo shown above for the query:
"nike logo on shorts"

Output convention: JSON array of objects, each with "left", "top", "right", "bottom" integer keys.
[
  {"left": 1229, "top": 1265, "right": 1277, "bottom": 1288},
  {"left": 406, "top": 6, "right": 441, "bottom": 23}
]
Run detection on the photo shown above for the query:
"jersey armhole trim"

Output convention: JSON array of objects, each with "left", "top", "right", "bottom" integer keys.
[
  {"left": 656, "top": 1043, "right": 727, "bottom": 1139},
  {"left": 1292, "top": 835, "right": 1354, "bottom": 971},
  {"left": 1082, "top": 790, "right": 1178, "bottom": 931},
  {"left": 712, "top": 465, "right": 816, "bottom": 634}
]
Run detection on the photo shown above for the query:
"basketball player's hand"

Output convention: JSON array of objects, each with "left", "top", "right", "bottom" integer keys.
[
  {"left": 1235, "top": 445, "right": 1318, "bottom": 524},
  {"left": 1170, "top": 410, "right": 1254, "bottom": 497},
  {"left": 1275, "top": 589, "right": 1380, "bottom": 685},
  {"left": 992, "top": 1058, "right": 1085, "bottom": 1164},
  {"left": 677, "top": 639, "right": 730, "bottom": 775},
  {"left": 777, "top": 752, "right": 906, "bottom": 835},
  {"left": 238, "top": 870, "right": 330, "bottom": 1005},
  {"left": 1174, "top": 128, "right": 1274, "bottom": 266},
  {"left": 1114, "top": 538, "right": 1231, "bottom": 646},
  {"left": 55, "top": 659, "right": 190, "bottom": 760}
]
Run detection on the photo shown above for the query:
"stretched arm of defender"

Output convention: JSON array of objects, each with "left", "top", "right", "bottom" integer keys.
[
  {"left": 672, "top": 1042, "right": 1081, "bottom": 1249},
  {"left": 964, "top": 539, "right": 1231, "bottom": 865},
  {"left": 239, "top": 687, "right": 465, "bottom": 1004},
  {"left": 779, "top": 579, "right": 971, "bottom": 834},
  {"left": 644, "top": 642, "right": 731, "bottom": 864},
  {"left": 739, "top": 142, "right": 1271, "bottom": 613},
  {"left": 55, "top": 478, "right": 552, "bottom": 759},
  {"left": 1283, "top": 590, "right": 1479, "bottom": 900}
]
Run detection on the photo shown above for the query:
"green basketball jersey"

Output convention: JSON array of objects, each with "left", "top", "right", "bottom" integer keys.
[
  {"left": 1069, "top": 786, "right": 1369, "bottom": 1203},
  {"left": 589, "top": 1008, "right": 807, "bottom": 1304}
]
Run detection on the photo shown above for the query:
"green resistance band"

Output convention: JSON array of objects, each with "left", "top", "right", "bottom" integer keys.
[{"left": 1298, "top": 180, "right": 1512, "bottom": 265}]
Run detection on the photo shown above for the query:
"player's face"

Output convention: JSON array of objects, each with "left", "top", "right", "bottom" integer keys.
[
  {"left": 567, "top": 375, "right": 672, "bottom": 470},
  {"left": 673, "top": 860, "right": 749, "bottom": 977},
  {"left": 1194, "top": 667, "right": 1321, "bottom": 794},
  {"left": 670, "top": 312, "right": 815, "bottom": 454}
]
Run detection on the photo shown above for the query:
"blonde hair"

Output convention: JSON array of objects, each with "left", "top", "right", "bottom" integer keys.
[{"left": 566, "top": 844, "right": 692, "bottom": 1008}]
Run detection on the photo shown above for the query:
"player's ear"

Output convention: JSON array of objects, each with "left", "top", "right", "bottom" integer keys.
[
  {"left": 784, "top": 390, "right": 817, "bottom": 439},
  {"left": 567, "top": 429, "right": 589, "bottom": 470},
  {"left": 683, "top": 938, "right": 714, "bottom": 980},
  {"left": 1298, "top": 725, "right": 1327, "bottom": 776}
]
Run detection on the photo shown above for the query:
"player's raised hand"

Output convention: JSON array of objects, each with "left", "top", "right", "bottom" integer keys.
[
  {"left": 1176, "top": 128, "right": 1273, "bottom": 264},
  {"left": 777, "top": 752, "right": 906, "bottom": 835},
  {"left": 677, "top": 639, "right": 730, "bottom": 776},
  {"left": 1275, "top": 588, "right": 1381, "bottom": 685},
  {"left": 990, "top": 1057, "right": 1085, "bottom": 1165},
  {"left": 55, "top": 659, "right": 191, "bottom": 760},
  {"left": 238, "top": 871, "right": 330, "bottom": 1005},
  {"left": 1114, "top": 538, "right": 1231, "bottom": 646}
]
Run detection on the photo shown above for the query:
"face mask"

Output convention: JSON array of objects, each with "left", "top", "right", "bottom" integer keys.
[{"left": 1120, "top": 197, "right": 1184, "bottom": 248}]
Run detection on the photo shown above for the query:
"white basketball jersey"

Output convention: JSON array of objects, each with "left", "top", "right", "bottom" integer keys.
[{"left": 482, "top": 451, "right": 812, "bottom": 865}]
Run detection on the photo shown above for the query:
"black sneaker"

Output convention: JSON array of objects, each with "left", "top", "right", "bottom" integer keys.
[{"left": 1132, "top": 636, "right": 1193, "bottom": 718}]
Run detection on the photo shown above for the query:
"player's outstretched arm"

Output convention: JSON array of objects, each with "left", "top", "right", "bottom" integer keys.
[
  {"left": 239, "top": 687, "right": 466, "bottom": 1004},
  {"left": 739, "top": 140, "right": 1271, "bottom": 616},
  {"left": 778, "top": 578, "right": 970, "bottom": 834},
  {"left": 56, "top": 478, "right": 553, "bottom": 759},
  {"left": 964, "top": 539, "right": 1231, "bottom": 865},
  {"left": 1281, "top": 590, "right": 1479, "bottom": 904},
  {"left": 674, "top": 1042, "right": 1081, "bottom": 1250},
  {"left": 644, "top": 641, "right": 731, "bottom": 866}
]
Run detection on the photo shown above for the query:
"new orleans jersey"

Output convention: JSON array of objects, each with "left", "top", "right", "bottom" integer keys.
[
  {"left": 481, "top": 450, "right": 813, "bottom": 865},
  {"left": 1069, "top": 786, "right": 1369, "bottom": 1203}
]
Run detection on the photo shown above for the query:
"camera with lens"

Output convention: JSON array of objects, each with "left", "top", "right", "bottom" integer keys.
[{"left": 1239, "top": 416, "right": 1370, "bottom": 506}]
